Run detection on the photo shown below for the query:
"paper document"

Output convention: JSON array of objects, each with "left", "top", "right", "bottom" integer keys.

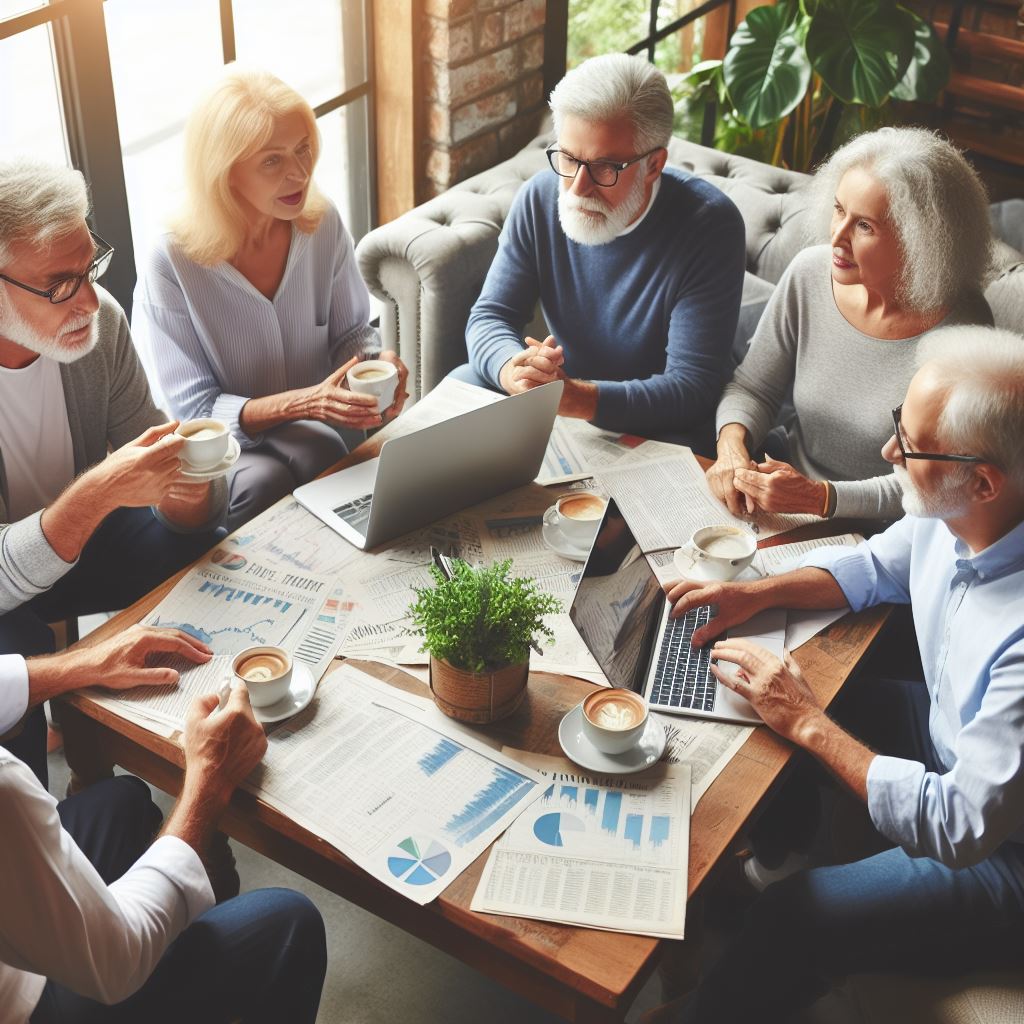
[
  {"left": 246, "top": 664, "right": 545, "bottom": 905},
  {"left": 472, "top": 752, "right": 690, "bottom": 938},
  {"left": 655, "top": 714, "right": 753, "bottom": 805}
]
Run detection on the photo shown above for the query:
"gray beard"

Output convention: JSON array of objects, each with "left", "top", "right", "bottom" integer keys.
[
  {"left": 0, "top": 292, "right": 98, "bottom": 364},
  {"left": 557, "top": 172, "right": 648, "bottom": 247},
  {"left": 894, "top": 464, "right": 973, "bottom": 519}
]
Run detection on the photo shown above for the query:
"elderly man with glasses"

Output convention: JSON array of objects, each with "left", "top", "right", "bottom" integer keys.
[
  {"left": 450, "top": 53, "right": 745, "bottom": 447},
  {"left": 649, "top": 325, "right": 1024, "bottom": 1024},
  {"left": 0, "top": 159, "right": 226, "bottom": 785}
]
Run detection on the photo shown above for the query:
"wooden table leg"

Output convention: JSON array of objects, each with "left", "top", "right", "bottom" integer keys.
[{"left": 52, "top": 701, "right": 114, "bottom": 795}]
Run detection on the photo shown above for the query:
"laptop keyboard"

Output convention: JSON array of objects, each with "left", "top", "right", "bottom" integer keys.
[
  {"left": 649, "top": 605, "right": 716, "bottom": 712},
  {"left": 332, "top": 493, "right": 373, "bottom": 533}
]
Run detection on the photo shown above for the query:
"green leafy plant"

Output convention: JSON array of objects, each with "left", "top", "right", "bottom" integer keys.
[
  {"left": 679, "top": 0, "right": 951, "bottom": 171},
  {"left": 408, "top": 560, "right": 562, "bottom": 673}
]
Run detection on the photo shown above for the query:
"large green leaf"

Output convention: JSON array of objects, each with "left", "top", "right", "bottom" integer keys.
[
  {"left": 723, "top": 5, "right": 811, "bottom": 129},
  {"left": 891, "top": 10, "right": 951, "bottom": 102},
  {"left": 805, "top": 1, "right": 916, "bottom": 107}
]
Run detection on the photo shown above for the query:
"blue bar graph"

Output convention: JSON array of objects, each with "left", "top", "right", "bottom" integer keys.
[
  {"left": 541, "top": 784, "right": 555, "bottom": 802},
  {"left": 624, "top": 814, "right": 643, "bottom": 848},
  {"left": 418, "top": 738, "right": 461, "bottom": 777},
  {"left": 197, "top": 580, "right": 292, "bottom": 613},
  {"left": 650, "top": 815, "right": 670, "bottom": 847},
  {"left": 601, "top": 791, "right": 622, "bottom": 835},
  {"left": 560, "top": 786, "right": 578, "bottom": 804},
  {"left": 445, "top": 765, "right": 534, "bottom": 846},
  {"left": 584, "top": 788, "right": 599, "bottom": 814}
]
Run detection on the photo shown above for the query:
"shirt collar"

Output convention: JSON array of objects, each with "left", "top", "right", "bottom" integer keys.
[
  {"left": 950, "top": 516, "right": 1024, "bottom": 581},
  {"left": 617, "top": 176, "right": 661, "bottom": 238}
]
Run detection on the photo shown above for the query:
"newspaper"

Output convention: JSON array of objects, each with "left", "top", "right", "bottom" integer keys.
[
  {"left": 655, "top": 713, "right": 753, "bottom": 805},
  {"left": 472, "top": 751, "right": 690, "bottom": 938},
  {"left": 245, "top": 664, "right": 545, "bottom": 905},
  {"left": 597, "top": 452, "right": 815, "bottom": 551}
]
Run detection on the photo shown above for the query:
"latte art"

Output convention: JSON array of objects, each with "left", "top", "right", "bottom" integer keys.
[
  {"left": 236, "top": 652, "right": 289, "bottom": 682},
  {"left": 583, "top": 690, "right": 647, "bottom": 730},
  {"left": 558, "top": 494, "right": 606, "bottom": 521}
]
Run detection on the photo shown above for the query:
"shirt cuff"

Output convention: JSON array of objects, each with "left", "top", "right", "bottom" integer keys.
[
  {"left": 117, "top": 835, "right": 215, "bottom": 924},
  {"left": 0, "top": 654, "right": 29, "bottom": 737},
  {"left": 0, "top": 512, "right": 77, "bottom": 611},
  {"left": 798, "top": 546, "right": 875, "bottom": 612},
  {"left": 211, "top": 392, "right": 262, "bottom": 450},
  {"left": 867, "top": 753, "right": 925, "bottom": 850},
  {"left": 481, "top": 342, "right": 524, "bottom": 392}
]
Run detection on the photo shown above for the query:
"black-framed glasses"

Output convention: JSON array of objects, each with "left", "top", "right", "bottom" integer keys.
[
  {"left": 546, "top": 145, "right": 661, "bottom": 188},
  {"left": 891, "top": 405, "right": 985, "bottom": 464},
  {"left": 0, "top": 231, "right": 114, "bottom": 304}
]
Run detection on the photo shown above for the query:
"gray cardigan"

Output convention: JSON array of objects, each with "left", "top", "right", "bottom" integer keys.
[
  {"left": 0, "top": 287, "right": 224, "bottom": 613},
  {"left": 715, "top": 246, "right": 993, "bottom": 519}
]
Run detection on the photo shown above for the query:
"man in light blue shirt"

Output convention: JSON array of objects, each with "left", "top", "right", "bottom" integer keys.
[{"left": 653, "top": 324, "right": 1024, "bottom": 1023}]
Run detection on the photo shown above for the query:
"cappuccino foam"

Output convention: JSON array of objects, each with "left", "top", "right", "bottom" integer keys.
[
  {"left": 354, "top": 368, "right": 390, "bottom": 381},
  {"left": 584, "top": 690, "right": 646, "bottom": 730},
  {"left": 182, "top": 426, "right": 222, "bottom": 441},
  {"left": 236, "top": 652, "right": 288, "bottom": 682},
  {"left": 699, "top": 533, "right": 752, "bottom": 558},
  {"left": 559, "top": 494, "right": 605, "bottom": 521}
]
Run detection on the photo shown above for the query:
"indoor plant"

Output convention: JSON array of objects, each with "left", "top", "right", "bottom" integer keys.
[{"left": 407, "top": 559, "right": 561, "bottom": 724}]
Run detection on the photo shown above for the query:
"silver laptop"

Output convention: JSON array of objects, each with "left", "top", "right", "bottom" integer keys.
[
  {"left": 294, "top": 381, "right": 563, "bottom": 549},
  {"left": 569, "top": 499, "right": 786, "bottom": 725}
]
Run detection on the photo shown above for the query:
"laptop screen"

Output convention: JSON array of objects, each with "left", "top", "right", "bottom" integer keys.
[{"left": 568, "top": 498, "right": 665, "bottom": 694}]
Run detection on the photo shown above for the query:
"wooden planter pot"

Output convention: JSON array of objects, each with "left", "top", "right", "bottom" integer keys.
[{"left": 428, "top": 655, "right": 529, "bottom": 724}]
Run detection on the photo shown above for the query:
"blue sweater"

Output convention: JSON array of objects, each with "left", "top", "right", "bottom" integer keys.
[{"left": 465, "top": 167, "right": 746, "bottom": 436}]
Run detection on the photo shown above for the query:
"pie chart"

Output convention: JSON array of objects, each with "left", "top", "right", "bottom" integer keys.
[
  {"left": 533, "top": 812, "right": 586, "bottom": 848},
  {"left": 387, "top": 836, "right": 452, "bottom": 886}
]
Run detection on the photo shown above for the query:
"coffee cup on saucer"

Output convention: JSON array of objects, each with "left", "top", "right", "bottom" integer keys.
[
  {"left": 176, "top": 418, "right": 230, "bottom": 470},
  {"left": 346, "top": 358, "right": 398, "bottom": 412},
  {"left": 554, "top": 491, "right": 607, "bottom": 547},
  {"left": 581, "top": 688, "right": 649, "bottom": 755},
  {"left": 232, "top": 645, "right": 293, "bottom": 708},
  {"left": 675, "top": 524, "right": 757, "bottom": 583}
]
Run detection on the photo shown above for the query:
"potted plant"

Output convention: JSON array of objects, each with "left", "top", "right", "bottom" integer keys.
[{"left": 407, "top": 558, "right": 561, "bottom": 724}]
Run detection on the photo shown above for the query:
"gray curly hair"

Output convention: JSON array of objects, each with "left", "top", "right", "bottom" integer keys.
[{"left": 807, "top": 127, "right": 994, "bottom": 313}]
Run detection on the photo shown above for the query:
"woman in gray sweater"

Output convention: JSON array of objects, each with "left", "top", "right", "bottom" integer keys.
[{"left": 709, "top": 127, "right": 994, "bottom": 521}]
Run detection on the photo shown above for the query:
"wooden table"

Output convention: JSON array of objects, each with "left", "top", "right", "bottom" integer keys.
[{"left": 55, "top": 448, "right": 889, "bottom": 1024}]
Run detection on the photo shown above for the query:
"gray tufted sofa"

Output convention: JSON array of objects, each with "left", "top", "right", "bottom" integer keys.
[{"left": 356, "top": 118, "right": 1024, "bottom": 403}]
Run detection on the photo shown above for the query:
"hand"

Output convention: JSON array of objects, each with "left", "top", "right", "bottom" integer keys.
[
  {"left": 710, "top": 640, "right": 823, "bottom": 742},
  {"left": 498, "top": 335, "right": 564, "bottom": 395},
  {"left": 662, "top": 578, "right": 765, "bottom": 646},
  {"left": 734, "top": 457, "right": 827, "bottom": 516},
  {"left": 299, "top": 356, "right": 383, "bottom": 429},
  {"left": 182, "top": 685, "right": 268, "bottom": 800},
  {"left": 707, "top": 441, "right": 757, "bottom": 516},
  {"left": 90, "top": 423, "right": 188, "bottom": 512},
  {"left": 376, "top": 351, "right": 410, "bottom": 422},
  {"left": 84, "top": 624, "right": 213, "bottom": 691}
]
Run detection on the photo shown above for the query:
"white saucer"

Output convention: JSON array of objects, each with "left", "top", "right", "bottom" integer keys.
[
  {"left": 558, "top": 702, "right": 667, "bottom": 774},
  {"left": 253, "top": 662, "right": 317, "bottom": 724},
  {"left": 672, "top": 544, "right": 762, "bottom": 584},
  {"left": 180, "top": 435, "right": 241, "bottom": 482},
  {"left": 541, "top": 506, "right": 592, "bottom": 562}
]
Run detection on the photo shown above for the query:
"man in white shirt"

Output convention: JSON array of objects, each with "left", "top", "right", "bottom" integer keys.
[
  {"left": 0, "top": 624, "right": 326, "bottom": 1024},
  {"left": 0, "top": 160, "right": 228, "bottom": 786}
]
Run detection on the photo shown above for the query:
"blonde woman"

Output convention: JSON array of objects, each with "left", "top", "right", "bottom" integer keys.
[
  {"left": 706, "top": 127, "right": 994, "bottom": 521},
  {"left": 133, "top": 68, "right": 407, "bottom": 529}
]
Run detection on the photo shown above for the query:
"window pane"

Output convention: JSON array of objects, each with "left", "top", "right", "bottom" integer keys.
[
  {"left": 105, "top": 0, "right": 224, "bottom": 258},
  {"left": 232, "top": 0, "right": 368, "bottom": 109},
  {"left": 567, "top": 0, "right": 649, "bottom": 68},
  {"left": 315, "top": 97, "right": 371, "bottom": 244},
  {"left": 0, "top": 24, "right": 68, "bottom": 166}
]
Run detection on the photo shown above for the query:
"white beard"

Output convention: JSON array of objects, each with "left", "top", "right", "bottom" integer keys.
[
  {"left": 557, "top": 171, "right": 648, "bottom": 246},
  {"left": 894, "top": 464, "right": 973, "bottom": 519},
  {"left": 0, "top": 290, "right": 98, "bottom": 364}
]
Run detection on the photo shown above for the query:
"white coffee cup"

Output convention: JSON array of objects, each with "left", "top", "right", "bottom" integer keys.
[
  {"left": 232, "top": 645, "right": 293, "bottom": 708},
  {"left": 581, "top": 689, "right": 649, "bottom": 755},
  {"left": 675, "top": 524, "right": 757, "bottom": 582},
  {"left": 554, "top": 491, "right": 607, "bottom": 547},
  {"left": 176, "top": 418, "right": 229, "bottom": 470},
  {"left": 346, "top": 359, "right": 398, "bottom": 412}
]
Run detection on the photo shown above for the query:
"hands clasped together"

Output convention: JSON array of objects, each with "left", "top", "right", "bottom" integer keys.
[{"left": 499, "top": 335, "right": 565, "bottom": 396}]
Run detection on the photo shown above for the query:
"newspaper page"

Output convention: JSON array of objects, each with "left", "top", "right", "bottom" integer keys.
[
  {"left": 597, "top": 452, "right": 815, "bottom": 551},
  {"left": 245, "top": 664, "right": 545, "bottom": 905},
  {"left": 472, "top": 752, "right": 690, "bottom": 938},
  {"left": 655, "top": 714, "right": 753, "bottom": 805}
]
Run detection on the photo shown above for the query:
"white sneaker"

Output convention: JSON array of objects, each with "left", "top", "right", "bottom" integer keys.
[{"left": 742, "top": 850, "right": 809, "bottom": 892}]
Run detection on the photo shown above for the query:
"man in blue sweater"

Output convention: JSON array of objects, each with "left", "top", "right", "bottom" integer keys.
[{"left": 453, "top": 53, "right": 745, "bottom": 446}]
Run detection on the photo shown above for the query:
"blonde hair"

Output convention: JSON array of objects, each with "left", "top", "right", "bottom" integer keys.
[{"left": 172, "top": 67, "right": 327, "bottom": 266}]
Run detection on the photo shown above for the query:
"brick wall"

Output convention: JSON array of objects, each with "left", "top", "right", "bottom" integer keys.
[{"left": 423, "top": 0, "right": 548, "bottom": 199}]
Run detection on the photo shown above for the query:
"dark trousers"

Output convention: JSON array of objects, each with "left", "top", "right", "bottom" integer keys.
[
  {"left": 680, "top": 677, "right": 1024, "bottom": 1024},
  {"left": 0, "top": 507, "right": 222, "bottom": 789},
  {"left": 30, "top": 775, "right": 327, "bottom": 1024}
]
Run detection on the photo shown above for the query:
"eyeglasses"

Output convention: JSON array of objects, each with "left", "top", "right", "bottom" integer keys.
[
  {"left": 546, "top": 146, "right": 661, "bottom": 188},
  {"left": 891, "top": 405, "right": 985, "bottom": 464},
  {"left": 0, "top": 231, "right": 114, "bottom": 304}
]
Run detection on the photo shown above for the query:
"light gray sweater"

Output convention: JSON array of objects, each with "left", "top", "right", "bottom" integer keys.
[
  {"left": 0, "top": 287, "right": 225, "bottom": 613},
  {"left": 716, "top": 246, "right": 992, "bottom": 519}
]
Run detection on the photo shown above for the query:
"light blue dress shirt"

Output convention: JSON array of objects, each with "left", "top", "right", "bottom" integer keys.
[
  {"left": 803, "top": 515, "right": 1024, "bottom": 870},
  {"left": 132, "top": 202, "right": 379, "bottom": 449}
]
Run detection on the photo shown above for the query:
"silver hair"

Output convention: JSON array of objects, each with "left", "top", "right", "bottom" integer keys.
[
  {"left": 549, "top": 54, "right": 674, "bottom": 152},
  {"left": 0, "top": 159, "right": 90, "bottom": 269},
  {"left": 917, "top": 325, "right": 1024, "bottom": 488},
  {"left": 807, "top": 127, "right": 994, "bottom": 312}
]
